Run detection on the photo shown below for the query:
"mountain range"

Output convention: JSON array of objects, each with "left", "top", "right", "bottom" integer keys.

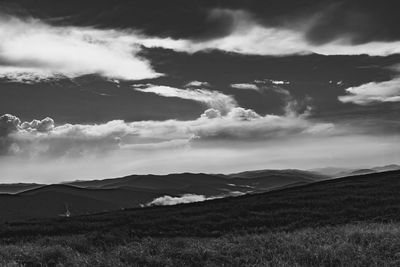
[{"left": 0, "top": 164, "right": 398, "bottom": 221}]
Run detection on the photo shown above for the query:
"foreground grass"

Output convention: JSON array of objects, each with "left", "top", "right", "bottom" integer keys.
[{"left": 1, "top": 222, "right": 400, "bottom": 266}]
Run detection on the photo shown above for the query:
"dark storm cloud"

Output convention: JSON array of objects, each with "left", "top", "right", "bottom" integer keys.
[
  {"left": 0, "top": 0, "right": 237, "bottom": 40},
  {"left": 3, "top": 0, "right": 399, "bottom": 45},
  {"left": 304, "top": 0, "right": 400, "bottom": 45}
]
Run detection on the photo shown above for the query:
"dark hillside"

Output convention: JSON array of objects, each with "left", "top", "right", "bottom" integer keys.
[
  {"left": 1, "top": 170, "right": 399, "bottom": 240},
  {"left": 227, "top": 169, "right": 327, "bottom": 180},
  {"left": 0, "top": 170, "right": 322, "bottom": 221},
  {"left": 0, "top": 185, "right": 162, "bottom": 221}
]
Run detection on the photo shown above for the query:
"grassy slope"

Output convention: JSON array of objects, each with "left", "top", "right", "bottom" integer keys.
[
  {"left": 1, "top": 170, "right": 399, "bottom": 239},
  {"left": 0, "top": 185, "right": 163, "bottom": 221},
  {"left": 1, "top": 170, "right": 400, "bottom": 266}
]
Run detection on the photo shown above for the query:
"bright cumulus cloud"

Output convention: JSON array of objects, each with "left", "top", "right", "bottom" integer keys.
[
  {"left": 339, "top": 78, "right": 400, "bottom": 105},
  {"left": 0, "top": 15, "right": 160, "bottom": 82},
  {"left": 1, "top": 111, "right": 400, "bottom": 183},
  {"left": 0, "top": 105, "right": 333, "bottom": 158}
]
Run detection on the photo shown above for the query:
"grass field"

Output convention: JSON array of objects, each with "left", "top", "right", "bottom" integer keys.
[
  {"left": 1, "top": 170, "right": 400, "bottom": 266},
  {"left": 1, "top": 223, "right": 400, "bottom": 266}
]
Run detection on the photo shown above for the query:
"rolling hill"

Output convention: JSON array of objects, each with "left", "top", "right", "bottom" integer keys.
[
  {"left": 1, "top": 170, "right": 399, "bottom": 239},
  {"left": 0, "top": 169, "right": 325, "bottom": 221},
  {"left": 0, "top": 170, "right": 400, "bottom": 266},
  {"left": 0, "top": 184, "right": 163, "bottom": 221},
  {"left": 0, "top": 183, "right": 44, "bottom": 194}
]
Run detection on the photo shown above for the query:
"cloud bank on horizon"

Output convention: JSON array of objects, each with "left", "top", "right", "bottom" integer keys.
[{"left": 0, "top": 100, "right": 333, "bottom": 158}]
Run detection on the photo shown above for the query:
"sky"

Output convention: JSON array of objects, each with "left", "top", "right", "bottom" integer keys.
[{"left": 0, "top": 0, "right": 399, "bottom": 182}]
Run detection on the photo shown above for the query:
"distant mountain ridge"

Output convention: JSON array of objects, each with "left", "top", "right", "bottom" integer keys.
[
  {"left": 2, "top": 169, "right": 400, "bottom": 241},
  {"left": 0, "top": 183, "right": 44, "bottom": 194},
  {"left": 310, "top": 164, "right": 400, "bottom": 177},
  {"left": 0, "top": 169, "right": 326, "bottom": 221},
  {"left": 0, "top": 165, "right": 397, "bottom": 221}
]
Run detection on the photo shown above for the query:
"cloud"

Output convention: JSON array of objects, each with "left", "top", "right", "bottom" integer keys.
[
  {"left": 0, "top": 114, "right": 21, "bottom": 137},
  {"left": 231, "top": 80, "right": 291, "bottom": 93},
  {"left": 302, "top": 1, "right": 400, "bottom": 46},
  {"left": 193, "top": 107, "right": 332, "bottom": 140},
  {"left": 269, "top": 80, "right": 290, "bottom": 85},
  {"left": 144, "top": 194, "right": 216, "bottom": 206},
  {"left": 0, "top": 15, "right": 160, "bottom": 82},
  {"left": 231, "top": 83, "right": 259, "bottom": 91},
  {"left": 121, "top": 139, "right": 191, "bottom": 151},
  {"left": 201, "top": 109, "right": 222, "bottom": 119},
  {"left": 144, "top": 192, "right": 245, "bottom": 206},
  {"left": 338, "top": 78, "right": 400, "bottom": 105},
  {"left": 6, "top": 0, "right": 400, "bottom": 45},
  {"left": 1, "top": 10, "right": 399, "bottom": 85},
  {"left": 0, "top": 105, "right": 334, "bottom": 158},
  {"left": 240, "top": 79, "right": 305, "bottom": 116},
  {"left": 20, "top": 117, "right": 55, "bottom": 132},
  {"left": 0, "top": 117, "right": 135, "bottom": 156},
  {"left": 185, "top": 81, "right": 210, "bottom": 88},
  {"left": 253, "top": 80, "right": 291, "bottom": 96},
  {"left": 134, "top": 85, "right": 237, "bottom": 113},
  {"left": 134, "top": 9, "right": 400, "bottom": 57}
]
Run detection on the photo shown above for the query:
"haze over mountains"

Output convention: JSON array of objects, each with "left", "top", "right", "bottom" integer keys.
[
  {"left": 0, "top": 169, "right": 324, "bottom": 221},
  {"left": 0, "top": 164, "right": 398, "bottom": 221},
  {"left": 310, "top": 164, "right": 400, "bottom": 177},
  {"left": 3, "top": 169, "right": 400, "bottom": 239}
]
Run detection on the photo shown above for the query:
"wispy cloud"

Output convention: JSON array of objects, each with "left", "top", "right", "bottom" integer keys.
[
  {"left": 134, "top": 85, "right": 237, "bottom": 113},
  {"left": 2, "top": 10, "right": 399, "bottom": 84},
  {"left": 269, "top": 80, "right": 290, "bottom": 85},
  {"left": 231, "top": 80, "right": 291, "bottom": 93},
  {"left": 231, "top": 83, "right": 259, "bottom": 91},
  {"left": 0, "top": 15, "right": 160, "bottom": 82},
  {"left": 134, "top": 9, "right": 400, "bottom": 57}
]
